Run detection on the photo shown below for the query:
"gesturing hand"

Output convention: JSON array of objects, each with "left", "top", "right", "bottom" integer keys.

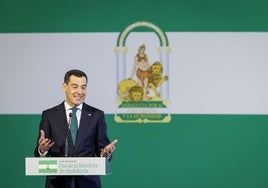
[
  {"left": 38, "top": 130, "right": 55, "bottom": 154},
  {"left": 101, "top": 139, "right": 118, "bottom": 157}
]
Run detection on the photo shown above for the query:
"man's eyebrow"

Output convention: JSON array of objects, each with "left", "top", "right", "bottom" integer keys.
[{"left": 71, "top": 83, "right": 87, "bottom": 87}]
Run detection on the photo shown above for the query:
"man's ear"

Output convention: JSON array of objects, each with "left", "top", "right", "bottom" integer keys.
[{"left": 62, "top": 83, "right": 67, "bottom": 92}]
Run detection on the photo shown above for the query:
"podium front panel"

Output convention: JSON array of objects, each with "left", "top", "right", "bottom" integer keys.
[{"left": 25, "top": 157, "right": 111, "bottom": 176}]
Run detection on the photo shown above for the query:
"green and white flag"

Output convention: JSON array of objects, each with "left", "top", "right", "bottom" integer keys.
[
  {"left": 1, "top": 1, "right": 268, "bottom": 188},
  {"left": 38, "top": 160, "right": 57, "bottom": 174}
]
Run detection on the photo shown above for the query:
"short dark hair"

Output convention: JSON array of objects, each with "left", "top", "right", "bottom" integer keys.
[{"left": 64, "top": 69, "right": 88, "bottom": 84}]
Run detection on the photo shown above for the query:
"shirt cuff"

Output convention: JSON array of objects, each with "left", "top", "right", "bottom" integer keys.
[{"left": 38, "top": 147, "right": 48, "bottom": 157}]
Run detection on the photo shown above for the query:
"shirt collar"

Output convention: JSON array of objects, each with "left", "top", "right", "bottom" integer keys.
[{"left": 64, "top": 101, "right": 83, "bottom": 111}]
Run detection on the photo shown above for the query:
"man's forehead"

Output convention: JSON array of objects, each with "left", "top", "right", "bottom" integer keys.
[
  {"left": 69, "top": 75, "right": 86, "bottom": 80},
  {"left": 69, "top": 75, "right": 87, "bottom": 84}
]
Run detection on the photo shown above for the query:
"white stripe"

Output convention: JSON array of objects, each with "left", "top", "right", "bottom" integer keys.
[
  {"left": 0, "top": 33, "right": 267, "bottom": 114},
  {"left": 38, "top": 164, "right": 57, "bottom": 169}
]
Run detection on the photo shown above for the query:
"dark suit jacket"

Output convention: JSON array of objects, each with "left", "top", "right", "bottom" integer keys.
[{"left": 34, "top": 102, "right": 111, "bottom": 188}]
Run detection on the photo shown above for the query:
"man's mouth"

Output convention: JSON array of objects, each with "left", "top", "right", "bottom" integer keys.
[{"left": 74, "top": 95, "right": 83, "bottom": 100}]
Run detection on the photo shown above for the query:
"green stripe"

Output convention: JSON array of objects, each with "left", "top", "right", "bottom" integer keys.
[
  {"left": 39, "top": 169, "right": 57, "bottom": 173},
  {"left": 1, "top": 114, "right": 268, "bottom": 187},
  {"left": 39, "top": 160, "right": 57, "bottom": 165},
  {"left": 1, "top": 0, "right": 268, "bottom": 32}
]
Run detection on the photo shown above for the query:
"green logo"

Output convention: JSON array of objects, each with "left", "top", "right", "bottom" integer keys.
[{"left": 38, "top": 160, "right": 57, "bottom": 173}]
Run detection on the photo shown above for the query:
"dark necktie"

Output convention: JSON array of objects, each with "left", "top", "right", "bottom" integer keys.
[{"left": 71, "top": 108, "right": 78, "bottom": 145}]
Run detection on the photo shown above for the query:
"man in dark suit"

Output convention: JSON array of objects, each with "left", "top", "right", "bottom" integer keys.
[{"left": 34, "top": 69, "right": 118, "bottom": 188}]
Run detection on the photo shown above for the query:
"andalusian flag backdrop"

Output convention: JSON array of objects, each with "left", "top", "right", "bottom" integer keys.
[{"left": 1, "top": 0, "right": 268, "bottom": 188}]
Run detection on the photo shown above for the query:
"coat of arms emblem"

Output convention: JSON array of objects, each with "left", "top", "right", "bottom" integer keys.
[{"left": 114, "top": 21, "right": 171, "bottom": 123}]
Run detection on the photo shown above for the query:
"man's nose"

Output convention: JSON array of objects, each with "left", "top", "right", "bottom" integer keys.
[{"left": 77, "top": 88, "right": 83, "bottom": 94}]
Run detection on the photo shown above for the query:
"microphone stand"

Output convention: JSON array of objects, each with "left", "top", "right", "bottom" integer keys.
[
  {"left": 65, "top": 112, "right": 72, "bottom": 157},
  {"left": 65, "top": 112, "right": 73, "bottom": 188}
]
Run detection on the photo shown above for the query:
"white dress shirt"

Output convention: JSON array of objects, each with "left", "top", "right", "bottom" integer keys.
[{"left": 64, "top": 101, "right": 83, "bottom": 128}]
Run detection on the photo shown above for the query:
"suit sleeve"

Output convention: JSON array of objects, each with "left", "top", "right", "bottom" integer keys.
[
  {"left": 34, "top": 111, "right": 51, "bottom": 157},
  {"left": 96, "top": 110, "right": 111, "bottom": 157}
]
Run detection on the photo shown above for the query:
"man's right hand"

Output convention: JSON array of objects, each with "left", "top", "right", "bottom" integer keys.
[{"left": 38, "top": 130, "right": 54, "bottom": 154}]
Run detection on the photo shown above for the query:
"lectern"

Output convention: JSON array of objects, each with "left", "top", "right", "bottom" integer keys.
[{"left": 25, "top": 157, "right": 112, "bottom": 176}]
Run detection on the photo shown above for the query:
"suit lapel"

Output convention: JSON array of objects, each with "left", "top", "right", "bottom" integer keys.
[
  {"left": 56, "top": 102, "right": 75, "bottom": 154},
  {"left": 74, "top": 104, "right": 94, "bottom": 152}
]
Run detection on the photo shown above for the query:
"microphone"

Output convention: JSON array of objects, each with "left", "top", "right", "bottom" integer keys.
[{"left": 65, "top": 112, "right": 73, "bottom": 157}]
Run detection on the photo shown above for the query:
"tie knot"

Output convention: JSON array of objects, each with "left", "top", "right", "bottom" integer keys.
[{"left": 72, "top": 107, "right": 78, "bottom": 114}]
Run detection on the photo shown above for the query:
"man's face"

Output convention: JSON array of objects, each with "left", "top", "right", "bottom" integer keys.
[{"left": 62, "top": 75, "right": 87, "bottom": 107}]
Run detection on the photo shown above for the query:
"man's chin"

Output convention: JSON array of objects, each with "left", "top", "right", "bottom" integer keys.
[{"left": 73, "top": 100, "right": 84, "bottom": 105}]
